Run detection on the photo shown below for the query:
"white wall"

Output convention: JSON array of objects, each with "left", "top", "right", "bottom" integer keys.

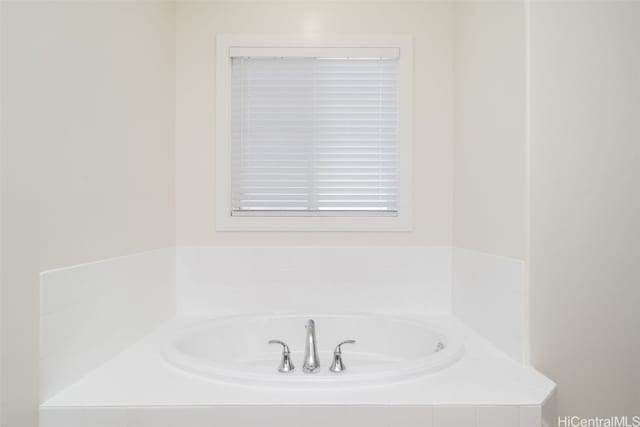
[
  {"left": 176, "top": 1, "right": 454, "bottom": 246},
  {"left": 0, "top": 2, "right": 176, "bottom": 425},
  {"left": 529, "top": 1, "right": 640, "bottom": 418}
]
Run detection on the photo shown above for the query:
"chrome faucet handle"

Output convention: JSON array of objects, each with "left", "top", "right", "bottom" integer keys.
[
  {"left": 329, "top": 340, "right": 356, "bottom": 373},
  {"left": 268, "top": 340, "right": 295, "bottom": 373}
]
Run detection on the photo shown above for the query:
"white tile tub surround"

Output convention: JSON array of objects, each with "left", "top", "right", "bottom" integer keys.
[
  {"left": 40, "top": 405, "right": 544, "bottom": 427},
  {"left": 522, "top": 406, "right": 543, "bottom": 427},
  {"left": 452, "top": 247, "right": 525, "bottom": 362},
  {"left": 39, "top": 247, "right": 176, "bottom": 402},
  {"left": 40, "top": 316, "right": 554, "bottom": 424},
  {"left": 477, "top": 406, "right": 520, "bottom": 427},
  {"left": 176, "top": 246, "right": 452, "bottom": 316},
  {"left": 39, "top": 245, "right": 549, "bottom": 427},
  {"left": 433, "top": 406, "right": 476, "bottom": 427}
]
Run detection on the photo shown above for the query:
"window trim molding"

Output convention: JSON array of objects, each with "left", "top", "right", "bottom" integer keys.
[{"left": 215, "top": 34, "right": 413, "bottom": 231}]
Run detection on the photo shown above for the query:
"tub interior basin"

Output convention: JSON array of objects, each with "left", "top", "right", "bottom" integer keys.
[{"left": 163, "top": 314, "right": 464, "bottom": 388}]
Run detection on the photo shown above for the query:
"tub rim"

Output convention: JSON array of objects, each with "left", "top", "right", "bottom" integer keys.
[{"left": 162, "top": 312, "right": 465, "bottom": 389}]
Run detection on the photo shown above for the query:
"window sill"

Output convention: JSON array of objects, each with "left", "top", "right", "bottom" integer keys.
[{"left": 215, "top": 212, "right": 412, "bottom": 232}]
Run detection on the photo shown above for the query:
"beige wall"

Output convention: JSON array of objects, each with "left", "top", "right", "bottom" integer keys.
[
  {"left": 176, "top": 1, "right": 454, "bottom": 246},
  {"left": 529, "top": 1, "right": 640, "bottom": 418},
  {"left": 0, "top": 2, "right": 176, "bottom": 425},
  {"left": 453, "top": 1, "right": 527, "bottom": 260}
]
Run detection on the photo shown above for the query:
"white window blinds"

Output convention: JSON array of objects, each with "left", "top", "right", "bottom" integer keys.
[{"left": 230, "top": 51, "right": 399, "bottom": 216}]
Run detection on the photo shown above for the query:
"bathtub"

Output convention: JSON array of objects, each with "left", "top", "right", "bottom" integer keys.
[{"left": 163, "top": 313, "right": 464, "bottom": 388}]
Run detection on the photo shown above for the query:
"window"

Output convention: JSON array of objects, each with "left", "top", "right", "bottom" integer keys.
[
  {"left": 216, "top": 36, "right": 412, "bottom": 231},
  {"left": 231, "top": 51, "right": 398, "bottom": 216}
]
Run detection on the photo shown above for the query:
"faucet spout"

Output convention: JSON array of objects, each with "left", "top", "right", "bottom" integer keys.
[{"left": 303, "top": 319, "right": 320, "bottom": 373}]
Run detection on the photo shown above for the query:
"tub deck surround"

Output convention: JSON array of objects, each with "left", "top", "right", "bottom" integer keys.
[
  {"left": 39, "top": 316, "right": 554, "bottom": 427},
  {"left": 452, "top": 248, "right": 526, "bottom": 363},
  {"left": 42, "top": 316, "right": 553, "bottom": 407},
  {"left": 38, "top": 246, "right": 553, "bottom": 427},
  {"left": 40, "top": 405, "right": 544, "bottom": 427},
  {"left": 39, "top": 247, "right": 176, "bottom": 402}
]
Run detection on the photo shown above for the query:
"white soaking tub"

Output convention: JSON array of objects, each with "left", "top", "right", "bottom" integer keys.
[{"left": 163, "top": 313, "right": 464, "bottom": 388}]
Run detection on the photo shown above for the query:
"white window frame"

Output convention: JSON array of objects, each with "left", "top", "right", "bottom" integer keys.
[{"left": 215, "top": 34, "right": 413, "bottom": 231}]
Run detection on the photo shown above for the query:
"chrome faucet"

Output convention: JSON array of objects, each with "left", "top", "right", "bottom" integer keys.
[{"left": 303, "top": 319, "right": 320, "bottom": 373}]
